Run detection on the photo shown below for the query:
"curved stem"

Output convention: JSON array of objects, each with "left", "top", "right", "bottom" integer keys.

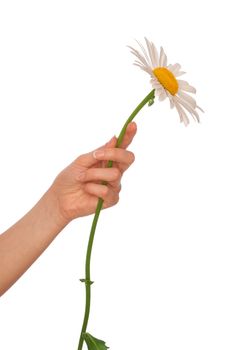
[{"left": 77, "top": 89, "right": 155, "bottom": 350}]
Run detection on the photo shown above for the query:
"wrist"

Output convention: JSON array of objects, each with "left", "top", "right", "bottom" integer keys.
[{"left": 42, "top": 186, "right": 71, "bottom": 231}]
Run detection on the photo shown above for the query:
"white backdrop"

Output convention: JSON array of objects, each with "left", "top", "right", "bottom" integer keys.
[{"left": 0, "top": 1, "right": 232, "bottom": 349}]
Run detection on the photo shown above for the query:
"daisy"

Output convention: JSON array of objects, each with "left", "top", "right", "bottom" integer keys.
[
  {"left": 77, "top": 39, "right": 204, "bottom": 350},
  {"left": 127, "top": 37, "right": 203, "bottom": 126}
]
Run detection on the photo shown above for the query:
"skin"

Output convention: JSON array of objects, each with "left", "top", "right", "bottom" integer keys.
[{"left": 0, "top": 122, "right": 137, "bottom": 297}]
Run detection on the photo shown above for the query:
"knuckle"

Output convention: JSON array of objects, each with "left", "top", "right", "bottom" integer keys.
[
  {"left": 92, "top": 169, "right": 99, "bottom": 180},
  {"left": 111, "top": 148, "right": 117, "bottom": 157},
  {"left": 102, "top": 185, "right": 109, "bottom": 196},
  {"left": 84, "top": 182, "right": 91, "bottom": 192},
  {"left": 112, "top": 168, "right": 121, "bottom": 179},
  {"left": 129, "top": 152, "right": 135, "bottom": 164},
  {"left": 106, "top": 149, "right": 114, "bottom": 159},
  {"left": 114, "top": 194, "right": 119, "bottom": 204},
  {"left": 77, "top": 170, "right": 86, "bottom": 181},
  {"left": 115, "top": 183, "right": 121, "bottom": 193},
  {"left": 75, "top": 155, "right": 82, "bottom": 163},
  {"left": 75, "top": 154, "right": 86, "bottom": 165}
]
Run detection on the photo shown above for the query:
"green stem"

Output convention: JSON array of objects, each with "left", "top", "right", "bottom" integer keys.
[{"left": 77, "top": 89, "right": 155, "bottom": 350}]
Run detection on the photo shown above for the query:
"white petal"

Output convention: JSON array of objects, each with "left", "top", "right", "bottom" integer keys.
[
  {"left": 175, "top": 71, "right": 186, "bottom": 77},
  {"left": 133, "top": 62, "right": 153, "bottom": 75},
  {"left": 173, "top": 101, "right": 184, "bottom": 123},
  {"left": 159, "top": 90, "right": 168, "bottom": 101},
  {"left": 144, "top": 37, "right": 157, "bottom": 68},
  {"left": 174, "top": 95, "right": 200, "bottom": 122},
  {"left": 135, "top": 40, "right": 152, "bottom": 66},
  {"left": 151, "top": 41, "right": 159, "bottom": 67},
  {"left": 172, "top": 63, "right": 181, "bottom": 74},
  {"left": 163, "top": 55, "right": 168, "bottom": 67},
  {"left": 197, "top": 105, "right": 204, "bottom": 113},
  {"left": 177, "top": 80, "right": 196, "bottom": 93},
  {"left": 167, "top": 92, "right": 175, "bottom": 109},
  {"left": 159, "top": 46, "right": 168, "bottom": 67},
  {"left": 181, "top": 85, "right": 196, "bottom": 93},
  {"left": 127, "top": 45, "right": 150, "bottom": 67},
  {"left": 156, "top": 85, "right": 166, "bottom": 95},
  {"left": 177, "top": 79, "right": 188, "bottom": 86},
  {"left": 167, "top": 64, "right": 184, "bottom": 76},
  {"left": 169, "top": 98, "right": 175, "bottom": 109},
  {"left": 159, "top": 47, "right": 164, "bottom": 66},
  {"left": 191, "top": 111, "right": 200, "bottom": 122},
  {"left": 150, "top": 79, "right": 162, "bottom": 89},
  {"left": 151, "top": 82, "right": 160, "bottom": 89},
  {"left": 174, "top": 100, "right": 190, "bottom": 126},
  {"left": 178, "top": 90, "right": 197, "bottom": 108},
  {"left": 167, "top": 64, "right": 174, "bottom": 72}
]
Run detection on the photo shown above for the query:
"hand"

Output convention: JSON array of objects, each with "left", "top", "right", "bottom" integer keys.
[{"left": 49, "top": 122, "right": 137, "bottom": 223}]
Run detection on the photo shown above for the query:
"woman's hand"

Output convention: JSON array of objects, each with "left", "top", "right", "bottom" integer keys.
[
  {"left": 0, "top": 122, "right": 137, "bottom": 296},
  {"left": 49, "top": 122, "right": 137, "bottom": 223}
]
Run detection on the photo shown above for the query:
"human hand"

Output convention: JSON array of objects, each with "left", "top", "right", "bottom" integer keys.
[{"left": 49, "top": 122, "right": 137, "bottom": 224}]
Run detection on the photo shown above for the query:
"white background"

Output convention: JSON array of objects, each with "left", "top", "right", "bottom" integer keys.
[{"left": 0, "top": 1, "right": 231, "bottom": 349}]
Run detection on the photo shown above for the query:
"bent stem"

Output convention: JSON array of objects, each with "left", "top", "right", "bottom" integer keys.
[{"left": 77, "top": 89, "right": 155, "bottom": 350}]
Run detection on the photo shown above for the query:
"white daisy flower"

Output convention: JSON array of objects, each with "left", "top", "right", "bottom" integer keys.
[{"left": 127, "top": 37, "right": 203, "bottom": 126}]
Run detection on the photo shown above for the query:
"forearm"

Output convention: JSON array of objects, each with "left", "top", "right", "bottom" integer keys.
[{"left": 0, "top": 187, "right": 68, "bottom": 297}]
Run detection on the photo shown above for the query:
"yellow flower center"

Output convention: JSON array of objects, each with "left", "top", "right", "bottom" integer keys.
[{"left": 153, "top": 67, "right": 178, "bottom": 95}]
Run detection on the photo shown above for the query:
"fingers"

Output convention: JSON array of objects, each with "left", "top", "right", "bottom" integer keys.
[
  {"left": 104, "top": 135, "right": 118, "bottom": 149},
  {"left": 85, "top": 183, "right": 119, "bottom": 206},
  {"left": 97, "top": 135, "right": 117, "bottom": 150},
  {"left": 74, "top": 122, "right": 137, "bottom": 168},
  {"left": 105, "top": 122, "right": 137, "bottom": 150},
  {"left": 78, "top": 167, "right": 121, "bottom": 183},
  {"left": 118, "top": 122, "right": 137, "bottom": 149},
  {"left": 74, "top": 136, "right": 118, "bottom": 169},
  {"left": 93, "top": 148, "right": 135, "bottom": 165}
]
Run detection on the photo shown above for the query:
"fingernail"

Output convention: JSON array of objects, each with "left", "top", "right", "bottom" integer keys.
[{"left": 93, "top": 150, "right": 105, "bottom": 159}]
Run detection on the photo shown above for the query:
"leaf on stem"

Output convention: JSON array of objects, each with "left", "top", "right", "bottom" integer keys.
[
  {"left": 148, "top": 98, "right": 154, "bottom": 106},
  {"left": 79, "top": 278, "right": 94, "bottom": 285},
  {"left": 83, "top": 333, "right": 109, "bottom": 350}
]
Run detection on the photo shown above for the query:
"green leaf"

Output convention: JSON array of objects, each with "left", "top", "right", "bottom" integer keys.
[
  {"left": 79, "top": 278, "right": 94, "bottom": 285},
  {"left": 83, "top": 333, "right": 109, "bottom": 350}
]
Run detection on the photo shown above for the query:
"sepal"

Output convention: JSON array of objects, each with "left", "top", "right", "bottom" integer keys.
[{"left": 83, "top": 332, "right": 109, "bottom": 350}]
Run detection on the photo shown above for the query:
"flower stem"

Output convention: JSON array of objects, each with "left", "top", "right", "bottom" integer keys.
[{"left": 77, "top": 88, "right": 155, "bottom": 350}]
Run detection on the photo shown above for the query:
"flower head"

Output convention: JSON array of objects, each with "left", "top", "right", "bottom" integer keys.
[{"left": 128, "top": 38, "right": 203, "bottom": 126}]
